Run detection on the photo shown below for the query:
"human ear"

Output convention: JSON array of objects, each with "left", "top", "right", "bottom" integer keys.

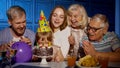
[
  {"left": 103, "top": 26, "right": 108, "bottom": 35},
  {"left": 8, "top": 20, "right": 12, "bottom": 25}
]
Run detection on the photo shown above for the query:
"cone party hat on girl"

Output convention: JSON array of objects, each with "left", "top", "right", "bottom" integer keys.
[{"left": 37, "top": 10, "right": 51, "bottom": 32}]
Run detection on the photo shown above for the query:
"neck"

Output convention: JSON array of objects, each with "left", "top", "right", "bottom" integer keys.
[
  {"left": 89, "top": 37, "right": 103, "bottom": 42},
  {"left": 71, "top": 26, "right": 80, "bottom": 29},
  {"left": 54, "top": 28, "right": 60, "bottom": 32}
]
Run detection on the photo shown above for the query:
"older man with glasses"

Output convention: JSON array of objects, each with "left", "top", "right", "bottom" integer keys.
[{"left": 81, "top": 14, "right": 120, "bottom": 62}]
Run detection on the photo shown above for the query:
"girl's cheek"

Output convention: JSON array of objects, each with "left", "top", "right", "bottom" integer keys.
[{"left": 44, "top": 44, "right": 48, "bottom": 47}]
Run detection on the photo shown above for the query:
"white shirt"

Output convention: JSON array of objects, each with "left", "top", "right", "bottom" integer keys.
[{"left": 53, "top": 26, "right": 71, "bottom": 58}]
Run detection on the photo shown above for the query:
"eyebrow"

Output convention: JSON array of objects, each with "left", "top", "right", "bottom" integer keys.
[
  {"left": 53, "top": 13, "right": 64, "bottom": 17},
  {"left": 88, "top": 25, "right": 102, "bottom": 29}
]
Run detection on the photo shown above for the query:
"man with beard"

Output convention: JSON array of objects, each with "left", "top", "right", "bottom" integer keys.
[{"left": 0, "top": 5, "right": 35, "bottom": 47}]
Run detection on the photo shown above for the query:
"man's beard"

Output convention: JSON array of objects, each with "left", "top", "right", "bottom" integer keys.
[{"left": 11, "top": 26, "right": 26, "bottom": 36}]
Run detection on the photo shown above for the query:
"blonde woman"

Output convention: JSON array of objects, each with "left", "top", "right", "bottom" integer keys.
[{"left": 67, "top": 4, "right": 88, "bottom": 58}]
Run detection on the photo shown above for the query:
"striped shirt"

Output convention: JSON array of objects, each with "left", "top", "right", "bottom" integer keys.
[
  {"left": 80, "top": 32, "right": 120, "bottom": 52},
  {"left": 0, "top": 27, "right": 35, "bottom": 47}
]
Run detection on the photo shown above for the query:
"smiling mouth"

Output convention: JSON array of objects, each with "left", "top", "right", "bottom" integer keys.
[
  {"left": 19, "top": 27, "right": 25, "bottom": 30},
  {"left": 88, "top": 34, "right": 95, "bottom": 37},
  {"left": 55, "top": 22, "right": 59, "bottom": 24},
  {"left": 72, "top": 21, "right": 79, "bottom": 25}
]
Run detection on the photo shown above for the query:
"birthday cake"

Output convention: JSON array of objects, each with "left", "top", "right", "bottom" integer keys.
[
  {"left": 34, "top": 46, "right": 53, "bottom": 56},
  {"left": 33, "top": 10, "right": 53, "bottom": 57}
]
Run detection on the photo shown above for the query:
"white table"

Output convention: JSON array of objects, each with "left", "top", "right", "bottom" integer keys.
[
  {"left": 11, "top": 61, "right": 120, "bottom": 68},
  {"left": 12, "top": 62, "right": 67, "bottom": 68}
]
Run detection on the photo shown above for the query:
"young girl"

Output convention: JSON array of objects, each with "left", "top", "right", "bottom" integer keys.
[
  {"left": 35, "top": 31, "right": 64, "bottom": 62},
  {"left": 33, "top": 10, "right": 64, "bottom": 62},
  {"left": 49, "top": 6, "right": 71, "bottom": 58}
]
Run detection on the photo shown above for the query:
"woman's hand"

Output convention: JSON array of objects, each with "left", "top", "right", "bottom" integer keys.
[{"left": 68, "top": 34, "right": 75, "bottom": 46}]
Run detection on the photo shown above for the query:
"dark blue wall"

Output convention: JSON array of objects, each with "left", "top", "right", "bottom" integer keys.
[
  {"left": 0, "top": 0, "right": 116, "bottom": 33},
  {"left": 115, "top": 0, "right": 120, "bottom": 37}
]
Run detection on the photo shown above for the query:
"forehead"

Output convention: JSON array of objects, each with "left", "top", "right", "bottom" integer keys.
[
  {"left": 38, "top": 32, "right": 51, "bottom": 37},
  {"left": 12, "top": 14, "right": 26, "bottom": 22},
  {"left": 89, "top": 19, "right": 102, "bottom": 27},
  {"left": 69, "top": 9, "right": 81, "bottom": 15},
  {"left": 53, "top": 8, "right": 64, "bottom": 14}
]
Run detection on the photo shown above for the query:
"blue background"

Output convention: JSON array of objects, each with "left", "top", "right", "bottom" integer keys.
[{"left": 0, "top": 0, "right": 119, "bottom": 37}]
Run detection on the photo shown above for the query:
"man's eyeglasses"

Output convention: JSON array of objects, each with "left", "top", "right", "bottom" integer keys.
[{"left": 87, "top": 25, "right": 103, "bottom": 32}]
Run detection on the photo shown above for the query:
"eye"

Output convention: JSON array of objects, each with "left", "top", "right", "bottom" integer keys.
[
  {"left": 15, "top": 22, "right": 21, "bottom": 24},
  {"left": 52, "top": 13, "right": 57, "bottom": 17},
  {"left": 74, "top": 15, "right": 78, "bottom": 18},
  {"left": 47, "top": 36, "right": 52, "bottom": 42},
  {"left": 22, "top": 20, "right": 26, "bottom": 23},
  {"left": 60, "top": 16, "right": 64, "bottom": 19}
]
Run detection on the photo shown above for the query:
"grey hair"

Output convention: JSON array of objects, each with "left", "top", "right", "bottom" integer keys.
[{"left": 91, "top": 14, "right": 109, "bottom": 28}]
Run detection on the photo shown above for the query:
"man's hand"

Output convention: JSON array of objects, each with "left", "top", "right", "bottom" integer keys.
[
  {"left": 0, "top": 43, "right": 11, "bottom": 51},
  {"left": 82, "top": 40, "right": 97, "bottom": 56},
  {"left": 20, "top": 36, "right": 32, "bottom": 46}
]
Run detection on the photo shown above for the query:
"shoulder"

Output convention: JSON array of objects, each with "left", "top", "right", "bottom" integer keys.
[
  {"left": 62, "top": 26, "right": 71, "bottom": 32},
  {"left": 0, "top": 28, "right": 10, "bottom": 36},
  {"left": 105, "top": 32, "right": 120, "bottom": 51},
  {"left": 104, "top": 32, "right": 119, "bottom": 40},
  {"left": 25, "top": 29, "right": 35, "bottom": 35},
  {"left": 24, "top": 29, "right": 35, "bottom": 41},
  {"left": 0, "top": 28, "right": 11, "bottom": 44},
  {"left": 60, "top": 26, "right": 71, "bottom": 35},
  {"left": 0, "top": 28, "right": 9, "bottom": 33},
  {"left": 54, "top": 26, "right": 71, "bottom": 37},
  {"left": 105, "top": 32, "right": 117, "bottom": 36}
]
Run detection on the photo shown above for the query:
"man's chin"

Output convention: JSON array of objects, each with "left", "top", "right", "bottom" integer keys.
[
  {"left": 17, "top": 31, "right": 24, "bottom": 36},
  {"left": 17, "top": 33, "right": 24, "bottom": 36},
  {"left": 88, "top": 36, "right": 95, "bottom": 41}
]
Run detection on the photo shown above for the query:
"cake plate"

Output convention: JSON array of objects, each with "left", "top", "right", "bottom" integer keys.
[{"left": 37, "top": 55, "right": 52, "bottom": 67}]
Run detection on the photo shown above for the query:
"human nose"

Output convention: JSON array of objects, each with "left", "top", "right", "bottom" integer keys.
[
  {"left": 88, "top": 28, "right": 94, "bottom": 34},
  {"left": 19, "top": 23, "right": 25, "bottom": 28},
  {"left": 55, "top": 16, "right": 60, "bottom": 21},
  {"left": 71, "top": 16, "right": 76, "bottom": 22}
]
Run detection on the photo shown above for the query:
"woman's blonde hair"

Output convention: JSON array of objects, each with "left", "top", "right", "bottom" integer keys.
[{"left": 68, "top": 4, "right": 88, "bottom": 29}]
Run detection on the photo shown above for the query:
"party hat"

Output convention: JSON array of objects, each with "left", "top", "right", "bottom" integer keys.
[{"left": 37, "top": 10, "right": 51, "bottom": 32}]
